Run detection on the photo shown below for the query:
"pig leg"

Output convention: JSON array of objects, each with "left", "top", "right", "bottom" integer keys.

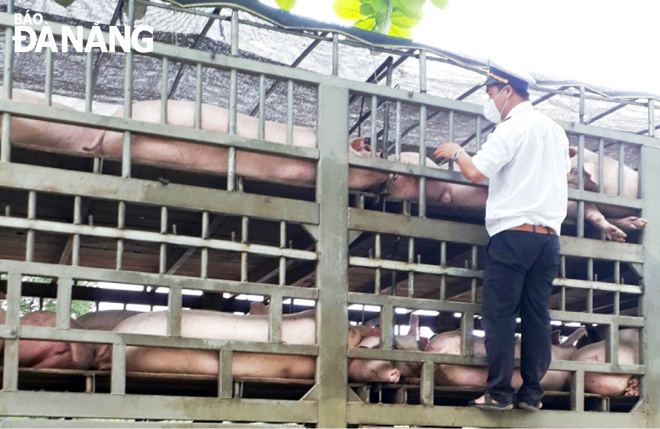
[
  {"left": 608, "top": 216, "right": 648, "bottom": 231},
  {"left": 584, "top": 204, "right": 627, "bottom": 242},
  {"left": 624, "top": 377, "right": 639, "bottom": 396}
]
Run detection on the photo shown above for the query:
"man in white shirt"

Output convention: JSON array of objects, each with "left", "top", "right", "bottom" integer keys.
[{"left": 433, "top": 61, "right": 570, "bottom": 412}]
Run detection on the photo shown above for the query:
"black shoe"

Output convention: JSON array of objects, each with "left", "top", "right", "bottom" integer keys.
[
  {"left": 468, "top": 392, "right": 513, "bottom": 411},
  {"left": 518, "top": 400, "right": 542, "bottom": 412}
]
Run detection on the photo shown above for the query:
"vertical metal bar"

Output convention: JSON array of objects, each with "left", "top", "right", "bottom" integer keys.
[
  {"left": 85, "top": 50, "right": 94, "bottom": 112},
  {"left": 475, "top": 116, "right": 482, "bottom": 151},
  {"left": 420, "top": 360, "right": 434, "bottom": 406},
  {"left": 395, "top": 101, "right": 402, "bottom": 162},
  {"left": 240, "top": 216, "right": 249, "bottom": 282},
  {"left": 195, "top": 63, "right": 202, "bottom": 129},
  {"left": 331, "top": 33, "right": 339, "bottom": 76},
  {"left": 461, "top": 312, "right": 475, "bottom": 357},
  {"left": 56, "top": 277, "right": 73, "bottom": 329},
  {"left": 258, "top": 74, "right": 266, "bottom": 140},
  {"left": 439, "top": 241, "right": 446, "bottom": 301},
  {"left": 111, "top": 343, "right": 126, "bottom": 394},
  {"left": 279, "top": 221, "right": 286, "bottom": 285},
  {"left": 45, "top": 48, "right": 53, "bottom": 106},
  {"left": 116, "top": 201, "right": 126, "bottom": 270},
  {"left": 161, "top": 57, "right": 168, "bottom": 124},
  {"left": 121, "top": 0, "right": 135, "bottom": 179},
  {"left": 606, "top": 323, "right": 619, "bottom": 364},
  {"left": 374, "top": 233, "right": 381, "bottom": 294},
  {"left": 25, "top": 191, "right": 36, "bottom": 262},
  {"left": 571, "top": 370, "right": 585, "bottom": 411},
  {"left": 618, "top": 142, "right": 625, "bottom": 197},
  {"left": 227, "top": 9, "right": 239, "bottom": 193},
  {"left": 159, "top": 206, "right": 168, "bottom": 274},
  {"left": 1, "top": 0, "right": 15, "bottom": 163},
  {"left": 287, "top": 80, "right": 294, "bottom": 145},
  {"left": 560, "top": 287, "right": 567, "bottom": 312},
  {"left": 218, "top": 349, "right": 233, "bottom": 399},
  {"left": 641, "top": 142, "right": 660, "bottom": 426},
  {"left": 201, "top": 211, "right": 209, "bottom": 278},
  {"left": 168, "top": 286, "right": 182, "bottom": 337},
  {"left": 598, "top": 139, "right": 605, "bottom": 194},
  {"left": 649, "top": 99, "right": 656, "bottom": 137},
  {"left": 407, "top": 238, "right": 414, "bottom": 297},
  {"left": 418, "top": 50, "right": 427, "bottom": 219},
  {"left": 72, "top": 196, "right": 81, "bottom": 266},
  {"left": 370, "top": 95, "right": 378, "bottom": 158},
  {"left": 579, "top": 86, "right": 585, "bottom": 124},
  {"left": 269, "top": 294, "right": 283, "bottom": 342},
  {"left": 316, "top": 84, "right": 349, "bottom": 427},
  {"left": 577, "top": 135, "right": 585, "bottom": 238},
  {"left": 380, "top": 303, "right": 393, "bottom": 350},
  {"left": 382, "top": 69, "right": 393, "bottom": 153},
  {"left": 3, "top": 272, "right": 21, "bottom": 391},
  {"left": 448, "top": 110, "right": 455, "bottom": 171},
  {"left": 587, "top": 258, "right": 594, "bottom": 313}
]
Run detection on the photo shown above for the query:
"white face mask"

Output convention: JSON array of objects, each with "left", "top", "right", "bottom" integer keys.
[{"left": 482, "top": 87, "right": 509, "bottom": 124}]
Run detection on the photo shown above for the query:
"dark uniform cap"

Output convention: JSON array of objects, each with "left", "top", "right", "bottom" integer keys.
[{"left": 485, "top": 60, "right": 536, "bottom": 92}]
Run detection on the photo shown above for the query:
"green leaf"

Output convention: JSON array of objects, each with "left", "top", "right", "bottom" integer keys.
[
  {"left": 354, "top": 17, "right": 376, "bottom": 30},
  {"left": 388, "top": 24, "right": 412, "bottom": 39},
  {"left": 391, "top": 9, "right": 421, "bottom": 28},
  {"left": 359, "top": 3, "right": 376, "bottom": 16},
  {"left": 393, "top": 0, "right": 425, "bottom": 12},
  {"left": 430, "top": 0, "right": 449, "bottom": 9},
  {"left": 370, "top": 0, "right": 387, "bottom": 11},
  {"left": 275, "top": 0, "right": 298, "bottom": 11},
  {"left": 333, "top": 0, "right": 364, "bottom": 21}
]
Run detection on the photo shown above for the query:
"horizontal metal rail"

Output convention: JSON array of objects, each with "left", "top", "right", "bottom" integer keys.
[
  {"left": 349, "top": 209, "right": 644, "bottom": 263},
  {"left": 347, "top": 403, "right": 645, "bottom": 427},
  {"left": 0, "top": 325, "right": 318, "bottom": 356},
  {"left": 0, "top": 100, "right": 319, "bottom": 162},
  {"left": 0, "top": 261, "right": 319, "bottom": 300},
  {"left": 0, "top": 391, "right": 318, "bottom": 423},
  {"left": 350, "top": 257, "right": 481, "bottom": 278},
  {"left": 0, "top": 217, "right": 317, "bottom": 261},
  {"left": 347, "top": 347, "right": 645, "bottom": 375},
  {"left": 0, "top": 163, "right": 319, "bottom": 225}
]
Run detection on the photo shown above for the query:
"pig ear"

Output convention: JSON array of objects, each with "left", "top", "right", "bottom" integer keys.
[
  {"left": 569, "top": 146, "right": 578, "bottom": 158},
  {"left": 583, "top": 163, "right": 599, "bottom": 189},
  {"left": 249, "top": 302, "right": 268, "bottom": 316},
  {"left": 409, "top": 314, "right": 419, "bottom": 333},
  {"left": 349, "top": 138, "right": 365, "bottom": 151}
]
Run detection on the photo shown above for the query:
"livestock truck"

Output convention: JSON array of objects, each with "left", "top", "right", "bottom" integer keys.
[{"left": 0, "top": 0, "right": 658, "bottom": 427}]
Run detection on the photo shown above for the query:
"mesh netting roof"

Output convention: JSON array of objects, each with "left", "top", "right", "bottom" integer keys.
[{"left": 0, "top": 0, "right": 657, "bottom": 168}]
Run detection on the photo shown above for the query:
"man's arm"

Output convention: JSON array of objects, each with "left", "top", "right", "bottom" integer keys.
[{"left": 433, "top": 142, "right": 487, "bottom": 184}]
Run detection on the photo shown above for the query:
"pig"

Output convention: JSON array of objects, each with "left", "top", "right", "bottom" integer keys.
[
  {"left": 83, "top": 100, "right": 388, "bottom": 190},
  {"left": 567, "top": 147, "right": 647, "bottom": 242},
  {"left": 0, "top": 87, "right": 99, "bottom": 154},
  {"left": 570, "top": 328, "right": 640, "bottom": 396},
  {"left": 247, "top": 302, "right": 316, "bottom": 320},
  {"left": 18, "top": 311, "right": 94, "bottom": 370},
  {"left": 348, "top": 333, "right": 401, "bottom": 384},
  {"left": 424, "top": 327, "right": 587, "bottom": 391},
  {"left": 393, "top": 314, "right": 426, "bottom": 379},
  {"left": 94, "top": 309, "right": 399, "bottom": 382}
]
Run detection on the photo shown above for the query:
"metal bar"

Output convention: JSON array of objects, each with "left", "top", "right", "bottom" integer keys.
[
  {"left": 258, "top": 74, "right": 266, "bottom": 140},
  {"left": 85, "top": 50, "right": 94, "bottom": 112},
  {"left": 649, "top": 99, "right": 656, "bottom": 137},
  {"left": 287, "top": 79, "right": 294, "bottom": 145},
  {"left": 167, "top": 286, "right": 182, "bottom": 337},
  {"left": 45, "top": 48, "right": 53, "bottom": 106},
  {"left": 240, "top": 216, "right": 249, "bottom": 282},
  {"left": 226, "top": 9, "right": 239, "bottom": 193},
  {"left": 56, "top": 277, "right": 73, "bottom": 330},
  {"left": 420, "top": 360, "right": 434, "bottom": 406},
  {"left": 111, "top": 342, "right": 126, "bottom": 395},
  {"left": 315, "top": 84, "right": 350, "bottom": 427},
  {"left": 619, "top": 142, "right": 625, "bottom": 196},
  {"left": 116, "top": 201, "right": 126, "bottom": 270},
  {"left": 218, "top": 349, "right": 233, "bottom": 399},
  {"left": 195, "top": 63, "right": 202, "bottom": 129},
  {"left": 25, "top": 191, "right": 36, "bottom": 262},
  {"left": 380, "top": 303, "right": 393, "bottom": 350},
  {"left": 407, "top": 238, "right": 414, "bottom": 297},
  {"left": 579, "top": 86, "right": 586, "bottom": 124},
  {"left": 577, "top": 135, "right": 585, "bottom": 238},
  {"left": 598, "top": 139, "right": 605, "bottom": 194},
  {"left": 2, "top": 272, "right": 20, "bottom": 391},
  {"left": 448, "top": 110, "right": 455, "bottom": 170},
  {"left": 370, "top": 95, "right": 378, "bottom": 157},
  {"left": 161, "top": 57, "right": 168, "bottom": 123},
  {"left": 268, "top": 294, "right": 283, "bottom": 342},
  {"left": 201, "top": 211, "right": 209, "bottom": 278},
  {"left": 606, "top": 324, "right": 619, "bottom": 365},
  {"left": 587, "top": 258, "right": 594, "bottom": 313},
  {"left": 332, "top": 32, "right": 339, "bottom": 76},
  {"left": 394, "top": 101, "right": 401, "bottom": 161},
  {"left": 571, "top": 370, "right": 585, "bottom": 411},
  {"left": 461, "top": 312, "right": 474, "bottom": 356},
  {"left": 587, "top": 103, "right": 626, "bottom": 125},
  {"left": 1, "top": 0, "right": 15, "bottom": 163},
  {"left": 374, "top": 232, "right": 381, "bottom": 294},
  {"left": 121, "top": 0, "right": 135, "bottom": 179},
  {"left": 279, "top": 221, "right": 287, "bottom": 285},
  {"left": 72, "top": 197, "right": 81, "bottom": 266},
  {"left": 159, "top": 206, "right": 168, "bottom": 274},
  {"left": 439, "top": 241, "right": 446, "bottom": 301}
]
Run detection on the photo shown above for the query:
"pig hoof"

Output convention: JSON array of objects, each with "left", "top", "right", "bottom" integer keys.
[
  {"left": 605, "top": 226, "right": 627, "bottom": 242},
  {"left": 612, "top": 216, "right": 648, "bottom": 231}
]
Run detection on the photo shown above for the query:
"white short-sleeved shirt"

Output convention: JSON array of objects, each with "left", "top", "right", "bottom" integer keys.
[{"left": 472, "top": 101, "right": 570, "bottom": 237}]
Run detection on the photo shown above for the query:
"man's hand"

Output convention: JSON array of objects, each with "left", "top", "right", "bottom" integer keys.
[{"left": 433, "top": 142, "right": 462, "bottom": 160}]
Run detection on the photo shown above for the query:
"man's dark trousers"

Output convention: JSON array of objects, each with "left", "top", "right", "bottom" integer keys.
[{"left": 482, "top": 229, "right": 560, "bottom": 405}]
